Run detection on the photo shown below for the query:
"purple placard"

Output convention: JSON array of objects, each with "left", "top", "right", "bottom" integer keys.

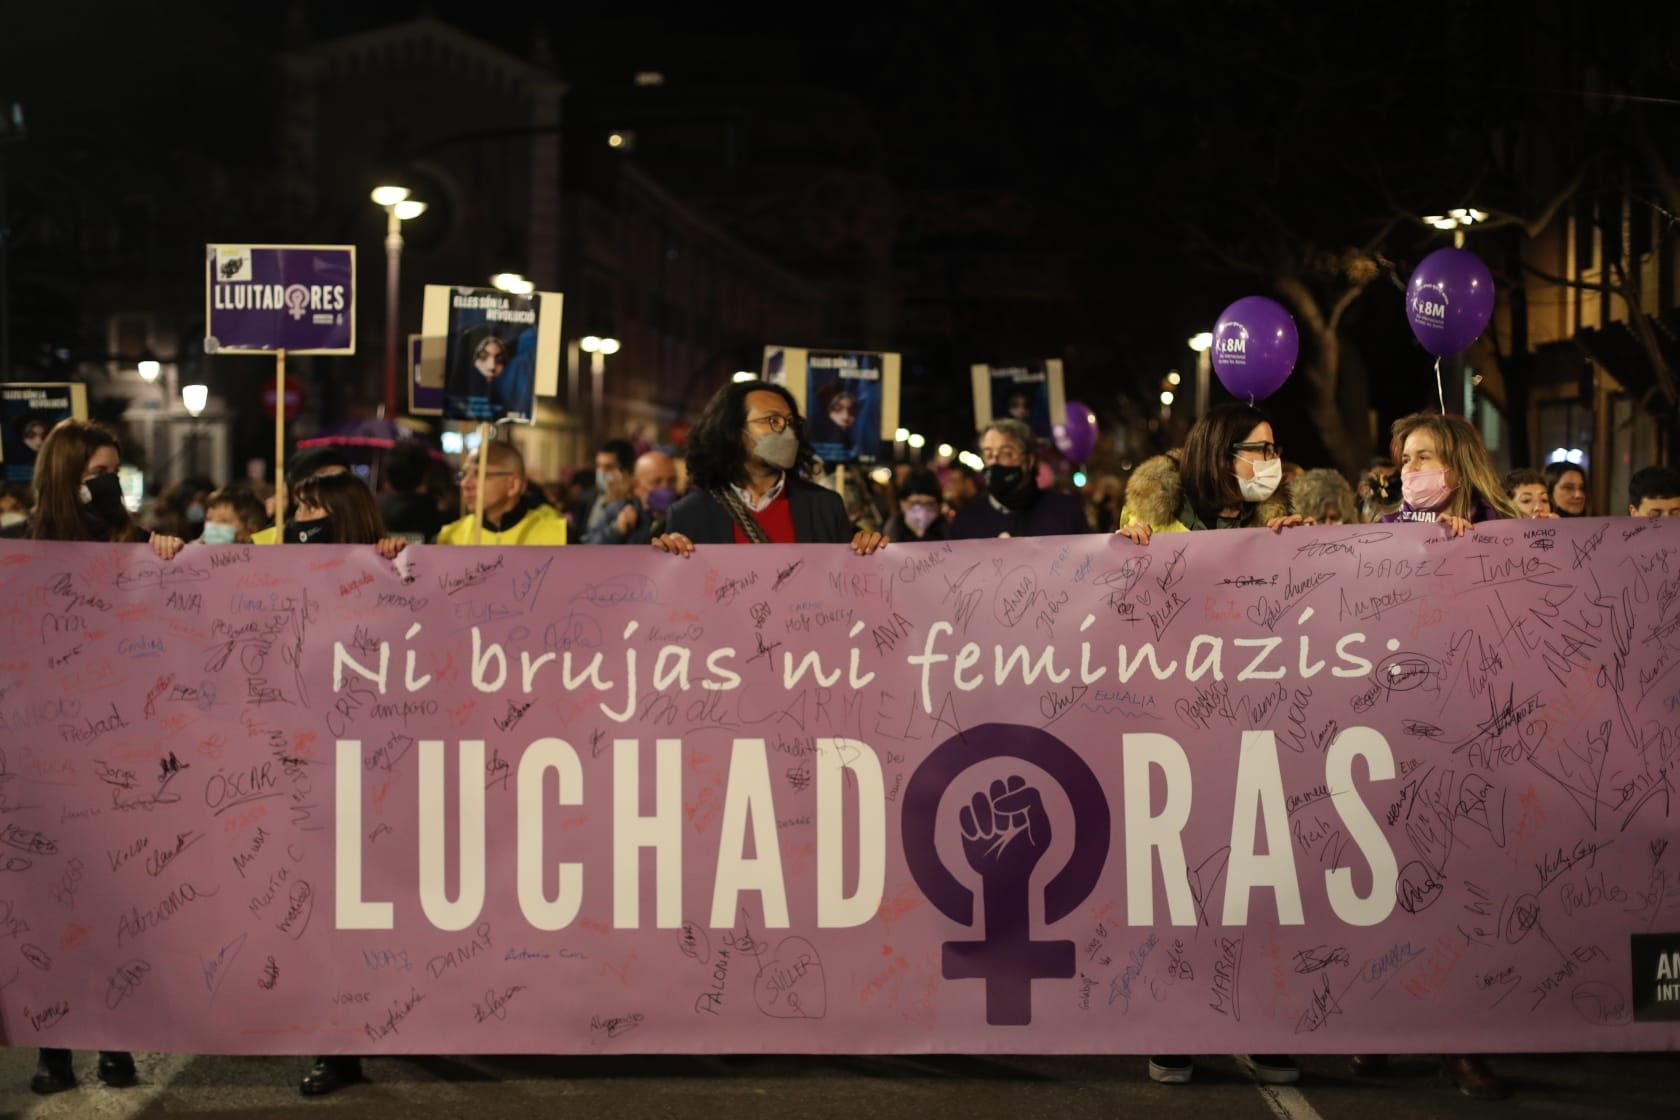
[
  {"left": 205, "top": 244, "right": 356, "bottom": 354},
  {"left": 1, "top": 521, "right": 1678, "bottom": 1055}
]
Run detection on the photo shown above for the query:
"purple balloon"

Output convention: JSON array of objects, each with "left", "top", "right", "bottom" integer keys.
[
  {"left": 1406, "top": 247, "right": 1495, "bottom": 358},
  {"left": 1052, "top": 400, "right": 1098, "bottom": 462},
  {"left": 1211, "top": 296, "right": 1299, "bottom": 401}
]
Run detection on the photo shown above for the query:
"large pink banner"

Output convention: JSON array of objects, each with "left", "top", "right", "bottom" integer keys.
[{"left": 0, "top": 522, "right": 1677, "bottom": 1055}]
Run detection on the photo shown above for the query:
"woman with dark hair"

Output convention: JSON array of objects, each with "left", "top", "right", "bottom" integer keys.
[
  {"left": 1116, "top": 401, "right": 1306, "bottom": 542},
  {"left": 1109, "top": 401, "right": 1305, "bottom": 1089},
  {"left": 1544, "top": 461, "right": 1589, "bottom": 517},
  {"left": 287, "top": 471, "right": 408, "bottom": 558},
  {"left": 652, "top": 379, "right": 886, "bottom": 555},
  {"left": 282, "top": 471, "right": 401, "bottom": 1097},
  {"left": 885, "top": 469, "right": 949, "bottom": 542},
  {"left": 25, "top": 419, "right": 181, "bottom": 1096}
]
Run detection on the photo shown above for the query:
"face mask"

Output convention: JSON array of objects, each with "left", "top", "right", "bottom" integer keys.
[
  {"left": 200, "top": 521, "right": 238, "bottom": 545},
  {"left": 752, "top": 429, "right": 800, "bottom": 471},
  {"left": 645, "top": 486, "right": 677, "bottom": 515},
  {"left": 595, "top": 470, "right": 616, "bottom": 493},
  {"left": 186, "top": 503, "right": 205, "bottom": 524},
  {"left": 81, "top": 472, "right": 126, "bottom": 517},
  {"left": 984, "top": 463, "right": 1033, "bottom": 510},
  {"left": 0, "top": 511, "right": 25, "bottom": 529},
  {"left": 904, "top": 505, "right": 938, "bottom": 535},
  {"left": 283, "top": 518, "right": 334, "bottom": 545},
  {"left": 1402, "top": 469, "right": 1454, "bottom": 511},
  {"left": 1236, "top": 456, "right": 1283, "bottom": 503}
]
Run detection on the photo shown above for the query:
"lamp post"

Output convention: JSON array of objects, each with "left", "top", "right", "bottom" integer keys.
[
  {"left": 1187, "top": 332, "right": 1213, "bottom": 418},
  {"left": 0, "top": 98, "right": 24, "bottom": 384},
  {"left": 182, "top": 383, "right": 208, "bottom": 478},
  {"left": 372, "top": 186, "right": 427, "bottom": 418},
  {"left": 580, "top": 335, "right": 620, "bottom": 440}
]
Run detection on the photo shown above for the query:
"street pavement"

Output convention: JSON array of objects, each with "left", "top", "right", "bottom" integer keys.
[{"left": 0, "top": 1049, "right": 1673, "bottom": 1119}]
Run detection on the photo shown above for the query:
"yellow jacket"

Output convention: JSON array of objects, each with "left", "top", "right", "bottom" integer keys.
[
  {"left": 252, "top": 525, "right": 279, "bottom": 545},
  {"left": 437, "top": 502, "right": 569, "bottom": 546}
]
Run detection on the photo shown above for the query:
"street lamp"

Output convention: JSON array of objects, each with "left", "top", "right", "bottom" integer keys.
[
  {"left": 1187, "top": 332, "right": 1214, "bottom": 419},
  {"left": 732, "top": 370, "right": 755, "bottom": 383},
  {"left": 182, "top": 383, "right": 208, "bottom": 476},
  {"left": 580, "top": 335, "right": 620, "bottom": 439},
  {"left": 372, "top": 185, "right": 427, "bottom": 418},
  {"left": 491, "top": 273, "right": 535, "bottom": 295},
  {"left": 138, "top": 360, "right": 161, "bottom": 383},
  {"left": 1421, "top": 208, "right": 1486, "bottom": 247}
]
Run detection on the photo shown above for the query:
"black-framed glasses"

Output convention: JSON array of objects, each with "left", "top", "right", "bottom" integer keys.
[
  {"left": 1230, "top": 441, "right": 1280, "bottom": 460},
  {"left": 748, "top": 413, "right": 800, "bottom": 433},
  {"left": 456, "top": 469, "right": 517, "bottom": 482}
]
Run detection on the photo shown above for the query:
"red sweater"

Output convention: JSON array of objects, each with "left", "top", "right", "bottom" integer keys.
[{"left": 731, "top": 490, "right": 797, "bottom": 543}]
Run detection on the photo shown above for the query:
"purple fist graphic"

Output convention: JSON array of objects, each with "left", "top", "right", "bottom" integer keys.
[{"left": 958, "top": 775, "right": 1051, "bottom": 887}]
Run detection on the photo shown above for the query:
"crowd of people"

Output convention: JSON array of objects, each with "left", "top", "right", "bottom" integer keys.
[{"left": 6, "top": 379, "right": 1678, "bottom": 1100}]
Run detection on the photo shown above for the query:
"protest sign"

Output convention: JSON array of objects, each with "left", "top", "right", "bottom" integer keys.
[
  {"left": 763, "top": 347, "right": 901, "bottom": 467},
  {"left": 0, "top": 519, "right": 1676, "bottom": 1055},
  {"left": 971, "top": 361, "right": 1066, "bottom": 443},
  {"left": 1, "top": 382, "right": 87, "bottom": 483},
  {"left": 409, "top": 335, "right": 442, "bottom": 416},
  {"left": 204, "top": 245, "right": 355, "bottom": 355},
  {"left": 418, "top": 286, "right": 562, "bottom": 425}
]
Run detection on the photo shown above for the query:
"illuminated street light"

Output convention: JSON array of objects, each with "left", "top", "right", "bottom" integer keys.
[
  {"left": 491, "top": 273, "right": 535, "bottom": 295},
  {"left": 1188, "top": 332, "right": 1213, "bottom": 352},
  {"left": 138, "top": 359, "right": 161, "bottom": 383},
  {"left": 1166, "top": 370, "right": 1181, "bottom": 386},
  {"left": 372, "top": 184, "right": 426, "bottom": 417},
  {"left": 579, "top": 336, "right": 622, "bottom": 438},
  {"left": 181, "top": 384, "right": 208, "bottom": 417},
  {"left": 937, "top": 443, "right": 954, "bottom": 459},
  {"left": 1160, "top": 390, "right": 1175, "bottom": 406},
  {"left": 732, "top": 370, "right": 755, "bottom": 383},
  {"left": 869, "top": 467, "right": 892, "bottom": 485},
  {"left": 907, "top": 433, "right": 926, "bottom": 449},
  {"left": 894, "top": 427, "right": 910, "bottom": 442}
]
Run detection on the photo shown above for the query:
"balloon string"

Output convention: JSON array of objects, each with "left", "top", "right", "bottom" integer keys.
[{"left": 1435, "top": 357, "right": 1445, "bottom": 414}]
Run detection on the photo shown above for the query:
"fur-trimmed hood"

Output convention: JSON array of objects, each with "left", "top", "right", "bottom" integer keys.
[{"left": 1122, "top": 450, "right": 1292, "bottom": 530}]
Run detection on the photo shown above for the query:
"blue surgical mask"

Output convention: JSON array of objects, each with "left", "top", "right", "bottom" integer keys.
[{"left": 200, "top": 521, "right": 238, "bottom": 545}]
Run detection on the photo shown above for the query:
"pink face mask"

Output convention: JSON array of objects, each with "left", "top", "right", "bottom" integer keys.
[{"left": 1402, "top": 468, "right": 1453, "bottom": 511}]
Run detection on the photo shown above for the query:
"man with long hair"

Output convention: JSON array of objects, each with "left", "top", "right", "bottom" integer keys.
[{"left": 651, "top": 380, "right": 885, "bottom": 554}]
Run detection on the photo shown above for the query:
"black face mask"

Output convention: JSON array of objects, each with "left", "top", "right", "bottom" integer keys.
[
  {"left": 283, "top": 517, "right": 334, "bottom": 544},
  {"left": 984, "top": 463, "right": 1034, "bottom": 510},
  {"left": 82, "top": 471, "right": 126, "bottom": 518}
]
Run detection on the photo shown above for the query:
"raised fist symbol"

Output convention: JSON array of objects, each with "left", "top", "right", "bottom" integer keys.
[{"left": 958, "top": 775, "right": 1051, "bottom": 885}]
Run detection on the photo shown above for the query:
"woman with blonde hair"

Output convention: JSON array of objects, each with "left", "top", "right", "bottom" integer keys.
[{"left": 1378, "top": 411, "right": 1514, "bottom": 538}]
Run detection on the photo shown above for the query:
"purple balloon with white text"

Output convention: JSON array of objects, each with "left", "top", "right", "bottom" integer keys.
[
  {"left": 1051, "top": 401, "right": 1097, "bottom": 462},
  {"left": 1211, "top": 296, "right": 1298, "bottom": 401},
  {"left": 1406, "top": 247, "right": 1495, "bottom": 358}
]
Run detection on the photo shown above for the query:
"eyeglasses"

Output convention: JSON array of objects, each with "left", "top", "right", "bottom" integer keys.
[
  {"left": 1230, "top": 441, "right": 1281, "bottom": 460},
  {"left": 456, "top": 469, "right": 517, "bottom": 482},
  {"left": 979, "top": 445, "right": 1025, "bottom": 465},
  {"left": 747, "top": 413, "right": 799, "bottom": 433}
]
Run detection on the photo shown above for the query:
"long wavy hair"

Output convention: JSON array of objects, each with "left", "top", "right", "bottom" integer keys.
[
  {"left": 1391, "top": 412, "right": 1517, "bottom": 521},
  {"left": 1180, "top": 401, "right": 1272, "bottom": 521},
  {"left": 685, "top": 379, "right": 821, "bottom": 491},
  {"left": 28, "top": 419, "right": 139, "bottom": 542}
]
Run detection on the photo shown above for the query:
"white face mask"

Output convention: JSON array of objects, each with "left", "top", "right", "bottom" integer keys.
[{"left": 1237, "top": 456, "right": 1283, "bottom": 503}]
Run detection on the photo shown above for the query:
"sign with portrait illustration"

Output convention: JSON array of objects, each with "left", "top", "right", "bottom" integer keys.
[
  {"left": 763, "top": 346, "right": 901, "bottom": 466},
  {"left": 2, "top": 520, "right": 1678, "bottom": 1056},
  {"left": 1, "top": 381, "right": 87, "bottom": 483},
  {"left": 971, "top": 361, "right": 1066, "bottom": 443},
  {"left": 204, "top": 245, "right": 355, "bottom": 354},
  {"left": 419, "top": 286, "right": 564, "bottom": 425},
  {"left": 408, "top": 334, "right": 442, "bottom": 416}
]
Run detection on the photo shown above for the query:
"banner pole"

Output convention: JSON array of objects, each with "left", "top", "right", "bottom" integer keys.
[
  {"left": 274, "top": 349, "right": 287, "bottom": 535},
  {"left": 835, "top": 463, "right": 847, "bottom": 510},
  {"left": 472, "top": 422, "right": 491, "bottom": 545}
]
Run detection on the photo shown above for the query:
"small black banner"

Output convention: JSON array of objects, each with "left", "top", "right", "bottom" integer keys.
[{"left": 1630, "top": 932, "right": 1680, "bottom": 1022}]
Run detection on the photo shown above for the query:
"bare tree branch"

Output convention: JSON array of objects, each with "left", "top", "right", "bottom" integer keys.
[{"left": 1476, "top": 157, "right": 1597, "bottom": 238}]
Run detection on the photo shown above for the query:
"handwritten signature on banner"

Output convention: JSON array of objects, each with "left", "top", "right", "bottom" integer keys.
[{"left": 0, "top": 520, "right": 1676, "bottom": 1054}]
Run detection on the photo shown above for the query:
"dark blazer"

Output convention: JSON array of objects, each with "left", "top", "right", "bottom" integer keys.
[{"left": 666, "top": 479, "right": 851, "bottom": 544}]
